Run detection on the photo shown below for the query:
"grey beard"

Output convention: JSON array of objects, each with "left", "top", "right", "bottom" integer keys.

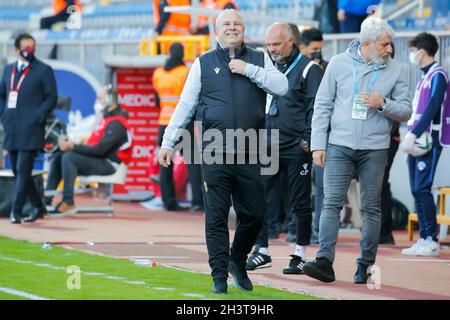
[
  {"left": 271, "top": 54, "right": 287, "bottom": 64},
  {"left": 369, "top": 50, "right": 387, "bottom": 65}
]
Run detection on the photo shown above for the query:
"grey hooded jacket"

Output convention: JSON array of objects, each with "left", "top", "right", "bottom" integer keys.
[{"left": 311, "top": 40, "right": 412, "bottom": 151}]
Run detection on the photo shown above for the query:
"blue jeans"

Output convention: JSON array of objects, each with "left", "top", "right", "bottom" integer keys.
[
  {"left": 313, "top": 165, "right": 325, "bottom": 238},
  {"left": 407, "top": 144, "right": 442, "bottom": 241},
  {"left": 317, "top": 145, "right": 387, "bottom": 267}
]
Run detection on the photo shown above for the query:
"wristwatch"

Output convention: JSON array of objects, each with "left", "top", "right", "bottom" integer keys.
[{"left": 377, "top": 97, "right": 386, "bottom": 112}]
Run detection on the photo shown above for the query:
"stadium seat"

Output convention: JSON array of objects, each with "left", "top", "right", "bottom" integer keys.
[
  {"left": 75, "top": 162, "right": 129, "bottom": 215},
  {"left": 408, "top": 187, "right": 450, "bottom": 241}
]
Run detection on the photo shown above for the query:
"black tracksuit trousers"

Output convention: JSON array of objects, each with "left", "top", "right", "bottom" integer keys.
[
  {"left": 202, "top": 162, "right": 265, "bottom": 280},
  {"left": 256, "top": 149, "right": 312, "bottom": 248}
]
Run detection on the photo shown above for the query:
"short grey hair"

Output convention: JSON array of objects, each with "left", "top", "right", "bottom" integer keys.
[
  {"left": 215, "top": 9, "right": 243, "bottom": 31},
  {"left": 360, "top": 17, "right": 395, "bottom": 43},
  {"left": 287, "top": 23, "right": 301, "bottom": 45},
  {"left": 266, "top": 22, "right": 294, "bottom": 41}
]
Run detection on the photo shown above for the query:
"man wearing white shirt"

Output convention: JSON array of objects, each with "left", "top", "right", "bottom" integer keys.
[{"left": 159, "top": 9, "right": 288, "bottom": 294}]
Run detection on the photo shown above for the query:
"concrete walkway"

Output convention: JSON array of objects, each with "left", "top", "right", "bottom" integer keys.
[{"left": 1, "top": 195, "right": 449, "bottom": 300}]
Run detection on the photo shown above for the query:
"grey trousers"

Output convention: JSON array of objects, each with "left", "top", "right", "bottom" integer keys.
[{"left": 317, "top": 144, "right": 388, "bottom": 267}]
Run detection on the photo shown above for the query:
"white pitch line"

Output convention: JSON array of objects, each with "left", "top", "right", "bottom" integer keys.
[
  {"left": 127, "top": 256, "right": 190, "bottom": 259},
  {"left": 388, "top": 258, "right": 450, "bottom": 263},
  {"left": 181, "top": 293, "right": 204, "bottom": 298},
  {"left": 152, "top": 287, "right": 176, "bottom": 291},
  {"left": 0, "top": 255, "right": 177, "bottom": 295},
  {"left": 0, "top": 287, "right": 52, "bottom": 300}
]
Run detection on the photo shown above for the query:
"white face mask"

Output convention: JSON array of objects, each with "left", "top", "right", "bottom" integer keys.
[
  {"left": 409, "top": 50, "right": 421, "bottom": 65},
  {"left": 94, "top": 102, "right": 105, "bottom": 116}
]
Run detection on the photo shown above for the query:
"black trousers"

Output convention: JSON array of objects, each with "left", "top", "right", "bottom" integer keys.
[
  {"left": 256, "top": 149, "right": 312, "bottom": 248},
  {"left": 202, "top": 162, "right": 265, "bottom": 279},
  {"left": 46, "top": 151, "right": 115, "bottom": 205},
  {"left": 380, "top": 138, "right": 399, "bottom": 237},
  {"left": 9, "top": 150, "right": 45, "bottom": 215},
  {"left": 264, "top": 170, "right": 285, "bottom": 236}
]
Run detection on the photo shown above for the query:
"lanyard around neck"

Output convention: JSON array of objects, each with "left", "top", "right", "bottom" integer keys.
[
  {"left": 352, "top": 58, "right": 379, "bottom": 95},
  {"left": 282, "top": 53, "right": 302, "bottom": 76},
  {"left": 10, "top": 65, "right": 30, "bottom": 91}
]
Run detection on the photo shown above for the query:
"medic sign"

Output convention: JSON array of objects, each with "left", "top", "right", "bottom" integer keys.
[{"left": 114, "top": 68, "right": 160, "bottom": 198}]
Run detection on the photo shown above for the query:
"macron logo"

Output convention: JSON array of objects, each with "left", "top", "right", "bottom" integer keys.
[{"left": 214, "top": 67, "right": 220, "bottom": 75}]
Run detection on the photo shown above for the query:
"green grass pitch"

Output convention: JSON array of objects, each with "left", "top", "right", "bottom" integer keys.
[{"left": 0, "top": 236, "right": 321, "bottom": 300}]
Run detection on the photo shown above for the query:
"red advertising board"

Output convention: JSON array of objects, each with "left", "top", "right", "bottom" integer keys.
[{"left": 114, "top": 68, "right": 160, "bottom": 200}]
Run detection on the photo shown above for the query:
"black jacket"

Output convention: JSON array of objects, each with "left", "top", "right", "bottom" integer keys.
[
  {"left": 0, "top": 59, "right": 57, "bottom": 151},
  {"left": 197, "top": 44, "right": 266, "bottom": 153},
  {"left": 267, "top": 47, "right": 323, "bottom": 152},
  {"left": 73, "top": 108, "right": 129, "bottom": 163}
]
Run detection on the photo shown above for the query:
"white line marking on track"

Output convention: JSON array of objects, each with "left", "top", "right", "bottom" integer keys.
[
  {"left": 388, "top": 258, "right": 450, "bottom": 263},
  {"left": 0, "top": 287, "right": 52, "bottom": 300}
]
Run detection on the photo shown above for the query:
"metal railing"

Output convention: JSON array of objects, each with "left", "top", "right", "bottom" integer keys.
[
  {"left": 1, "top": 30, "right": 449, "bottom": 88},
  {"left": 322, "top": 31, "right": 450, "bottom": 97}
]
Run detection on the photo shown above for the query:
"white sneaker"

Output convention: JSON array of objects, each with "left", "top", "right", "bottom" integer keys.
[
  {"left": 417, "top": 237, "right": 440, "bottom": 256},
  {"left": 402, "top": 238, "right": 425, "bottom": 256},
  {"left": 140, "top": 197, "right": 163, "bottom": 210}
]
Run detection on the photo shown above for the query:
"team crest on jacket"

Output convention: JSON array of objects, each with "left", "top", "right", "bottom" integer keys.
[{"left": 300, "top": 163, "right": 309, "bottom": 176}]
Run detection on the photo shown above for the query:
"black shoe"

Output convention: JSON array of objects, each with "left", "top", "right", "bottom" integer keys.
[
  {"left": 282, "top": 255, "right": 306, "bottom": 274},
  {"left": 210, "top": 277, "right": 227, "bottom": 294},
  {"left": 166, "top": 204, "right": 190, "bottom": 212},
  {"left": 191, "top": 205, "right": 204, "bottom": 212},
  {"left": 354, "top": 264, "right": 371, "bottom": 284},
  {"left": 285, "top": 232, "right": 296, "bottom": 243},
  {"left": 10, "top": 212, "right": 22, "bottom": 224},
  {"left": 379, "top": 233, "right": 395, "bottom": 245},
  {"left": 229, "top": 257, "right": 253, "bottom": 291},
  {"left": 23, "top": 207, "right": 47, "bottom": 223},
  {"left": 246, "top": 252, "right": 272, "bottom": 271},
  {"left": 303, "top": 257, "right": 335, "bottom": 283}
]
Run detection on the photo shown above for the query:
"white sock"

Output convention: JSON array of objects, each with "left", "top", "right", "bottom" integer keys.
[
  {"left": 258, "top": 247, "right": 270, "bottom": 256},
  {"left": 294, "top": 245, "right": 306, "bottom": 258}
]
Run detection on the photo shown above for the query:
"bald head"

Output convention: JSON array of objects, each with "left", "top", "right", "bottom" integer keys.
[
  {"left": 216, "top": 9, "right": 243, "bottom": 30},
  {"left": 216, "top": 9, "right": 245, "bottom": 49},
  {"left": 265, "top": 23, "right": 295, "bottom": 64},
  {"left": 266, "top": 23, "right": 292, "bottom": 40}
]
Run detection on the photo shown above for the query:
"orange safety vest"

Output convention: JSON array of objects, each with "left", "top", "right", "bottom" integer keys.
[
  {"left": 197, "top": 0, "right": 238, "bottom": 29},
  {"left": 153, "top": 65, "right": 189, "bottom": 126},
  {"left": 53, "top": 0, "right": 82, "bottom": 14},
  {"left": 153, "top": 0, "right": 191, "bottom": 36}
]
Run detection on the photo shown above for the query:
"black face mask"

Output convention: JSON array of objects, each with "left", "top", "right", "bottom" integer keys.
[
  {"left": 20, "top": 47, "right": 35, "bottom": 62},
  {"left": 310, "top": 51, "right": 322, "bottom": 62}
]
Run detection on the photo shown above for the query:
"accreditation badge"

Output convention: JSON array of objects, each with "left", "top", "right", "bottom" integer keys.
[
  {"left": 7, "top": 91, "right": 18, "bottom": 109},
  {"left": 352, "top": 95, "right": 368, "bottom": 120}
]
